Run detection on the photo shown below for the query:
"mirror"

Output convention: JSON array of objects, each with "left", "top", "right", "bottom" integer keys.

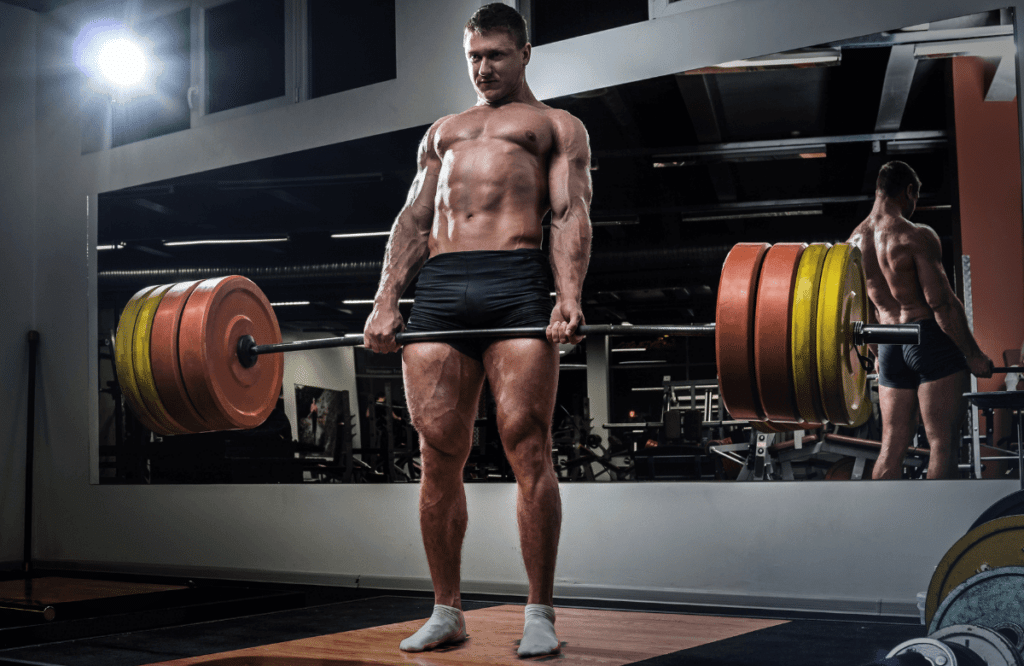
[{"left": 96, "top": 9, "right": 1021, "bottom": 484}]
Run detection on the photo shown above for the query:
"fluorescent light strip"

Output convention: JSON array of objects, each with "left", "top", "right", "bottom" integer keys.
[
  {"left": 163, "top": 238, "right": 288, "bottom": 246},
  {"left": 342, "top": 299, "right": 414, "bottom": 305},
  {"left": 612, "top": 348, "right": 647, "bottom": 353},
  {"left": 331, "top": 231, "right": 391, "bottom": 239},
  {"left": 271, "top": 301, "right": 311, "bottom": 307},
  {"left": 97, "top": 243, "right": 125, "bottom": 251}
]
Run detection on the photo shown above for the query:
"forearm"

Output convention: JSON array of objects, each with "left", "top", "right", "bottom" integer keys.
[
  {"left": 373, "top": 213, "right": 431, "bottom": 307},
  {"left": 549, "top": 208, "right": 591, "bottom": 304},
  {"left": 933, "top": 299, "right": 984, "bottom": 359}
]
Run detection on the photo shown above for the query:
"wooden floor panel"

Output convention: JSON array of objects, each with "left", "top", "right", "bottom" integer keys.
[
  {"left": 147, "top": 604, "right": 787, "bottom": 666},
  {"left": 0, "top": 577, "right": 187, "bottom": 605}
]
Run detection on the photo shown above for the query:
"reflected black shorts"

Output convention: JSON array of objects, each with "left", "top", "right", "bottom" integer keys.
[
  {"left": 405, "top": 249, "right": 554, "bottom": 362},
  {"left": 878, "top": 318, "right": 969, "bottom": 389}
]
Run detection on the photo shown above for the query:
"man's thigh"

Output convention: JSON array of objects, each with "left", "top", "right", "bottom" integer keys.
[
  {"left": 402, "top": 342, "right": 486, "bottom": 457},
  {"left": 482, "top": 338, "right": 559, "bottom": 457}
]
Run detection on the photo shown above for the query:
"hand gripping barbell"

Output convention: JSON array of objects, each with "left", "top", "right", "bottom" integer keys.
[{"left": 112, "top": 242, "right": 920, "bottom": 435}]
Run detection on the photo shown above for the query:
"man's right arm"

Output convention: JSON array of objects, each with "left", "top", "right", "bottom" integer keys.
[
  {"left": 363, "top": 120, "right": 445, "bottom": 353},
  {"left": 913, "top": 226, "right": 993, "bottom": 377}
]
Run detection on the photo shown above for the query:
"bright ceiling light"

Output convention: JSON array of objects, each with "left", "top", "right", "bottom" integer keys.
[
  {"left": 73, "top": 20, "right": 154, "bottom": 96},
  {"left": 96, "top": 38, "right": 147, "bottom": 86}
]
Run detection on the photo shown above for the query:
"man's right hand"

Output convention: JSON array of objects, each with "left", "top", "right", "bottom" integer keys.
[
  {"left": 364, "top": 304, "right": 405, "bottom": 354},
  {"left": 968, "top": 352, "right": 994, "bottom": 379}
]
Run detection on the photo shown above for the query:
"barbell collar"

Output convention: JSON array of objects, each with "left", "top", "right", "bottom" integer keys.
[
  {"left": 853, "top": 322, "right": 920, "bottom": 346},
  {"left": 240, "top": 321, "right": 919, "bottom": 368}
]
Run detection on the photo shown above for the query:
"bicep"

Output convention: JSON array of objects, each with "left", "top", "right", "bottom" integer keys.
[
  {"left": 401, "top": 123, "right": 444, "bottom": 228},
  {"left": 549, "top": 114, "right": 593, "bottom": 221}
]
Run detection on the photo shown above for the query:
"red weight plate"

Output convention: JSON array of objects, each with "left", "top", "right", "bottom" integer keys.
[
  {"left": 150, "top": 280, "right": 215, "bottom": 433},
  {"left": 716, "top": 242, "right": 770, "bottom": 421},
  {"left": 178, "top": 276, "right": 283, "bottom": 430},
  {"left": 754, "top": 243, "right": 807, "bottom": 422}
]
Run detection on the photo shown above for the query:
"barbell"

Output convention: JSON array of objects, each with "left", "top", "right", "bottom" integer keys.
[{"left": 112, "top": 241, "right": 920, "bottom": 436}]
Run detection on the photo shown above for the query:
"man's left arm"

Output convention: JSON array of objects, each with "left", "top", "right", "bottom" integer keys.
[{"left": 547, "top": 110, "right": 593, "bottom": 344}]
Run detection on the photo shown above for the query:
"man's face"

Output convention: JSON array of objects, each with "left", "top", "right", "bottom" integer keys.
[{"left": 464, "top": 28, "right": 529, "bottom": 104}]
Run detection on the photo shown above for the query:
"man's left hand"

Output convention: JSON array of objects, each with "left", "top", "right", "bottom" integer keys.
[{"left": 548, "top": 301, "right": 585, "bottom": 345}]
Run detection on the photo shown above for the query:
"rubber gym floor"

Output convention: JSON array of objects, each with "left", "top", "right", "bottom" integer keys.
[{"left": 0, "top": 572, "right": 926, "bottom": 666}]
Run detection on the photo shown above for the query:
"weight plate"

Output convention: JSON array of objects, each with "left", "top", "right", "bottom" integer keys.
[
  {"left": 932, "top": 624, "right": 1024, "bottom": 666},
  {"left": 816, "top": 243, "right": 870, "bottom": 427},
  {"left": 930, "top": 567, "right": 1024, "bottom": 637},
  {"left": 926, "top": 516, "right": 1024, "bottom": 627},
  {"left": 969, "top": 490, "right": 1024, "bottom": 532},
  {"left": 150, "top": 280, "right": 215, "bottom": 434},
  {"left": 178, "top": 275, "right": 283, "bottom": 430},
  {"left": 886, "top": 637, "right": 962, "bottom": 665},
  {"left": 755, "top": 243, "right": 806, "bottom": 422},
  {"left": 790, "top": 243, "right": 830, "bottom": 424},
  {"left": 716, "top": 242, "right": 770, "bottom": 421},
  {"left": 132, "top": 284, "right": 189, "bottom": 436},
  {"left": 114, "top": 285, "right": 165, "bottom": 434}
]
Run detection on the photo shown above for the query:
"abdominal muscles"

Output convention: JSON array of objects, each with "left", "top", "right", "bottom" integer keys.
[{"left": 432, "top": 139, "right": 548, "bottom": 253}]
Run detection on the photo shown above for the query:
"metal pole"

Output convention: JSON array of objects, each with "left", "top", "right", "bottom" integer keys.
[{"left": 24, "top": 331, "right": 39, "bottom": 574}]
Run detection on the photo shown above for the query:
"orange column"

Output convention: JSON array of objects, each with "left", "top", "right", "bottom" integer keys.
[{"left": 952, "top": 56, "right": 1024, "bottom": 393}]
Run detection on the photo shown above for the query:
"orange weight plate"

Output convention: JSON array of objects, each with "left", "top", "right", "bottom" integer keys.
[
  {"left": 132, "top": 284, "right": 189, "bottom": 435},
  {"left": 178, "top": 276, "right": 283, "bottom": 430},
  {"left": 816, "top": 244, "right": 870, "bottom": 427},
  {"left": 790, "top": 243, "right": 830, "bottom": 423},
  {"left": 114, "top": 285, "right": 166, "bottom": 434},
  {"left": 716, "top": 242, "right": 770, "bottom": 421},
  {"left": 754, "top": 243, "right": 806, "bottom": 422},
  {"left": 150, "top": 280, "right": 215, "bottom": 433}
]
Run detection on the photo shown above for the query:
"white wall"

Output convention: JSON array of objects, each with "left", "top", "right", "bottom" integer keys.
[
  {"left": 0, "top": 3, "right": 37, "bottom": 569},
  {"left": 3, "top": 0, "right": 1023, "bottom": 614}
]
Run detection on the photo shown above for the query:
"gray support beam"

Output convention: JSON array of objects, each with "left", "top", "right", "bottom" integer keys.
[
  {"left": 875, "top": 44, "right": 918, "bottom": 131},
  {"left": 985, "top": 55, "right": 1017, "bottom": 101}
]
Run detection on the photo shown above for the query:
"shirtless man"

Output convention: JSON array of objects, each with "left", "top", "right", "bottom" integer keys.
[
  {"left": 848, "top": 161, "right": 992, "bottom": 479},
  {"left": 363, "top": 4, "right": 591, "bottom": 657}
]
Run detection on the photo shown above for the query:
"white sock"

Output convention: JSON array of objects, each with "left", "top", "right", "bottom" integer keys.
[
  {"left": 518, "top": 604, "right": 559, "bottom": 657},
  {"left": 399, "top": 604, "right": 467, "bottom": 652}
]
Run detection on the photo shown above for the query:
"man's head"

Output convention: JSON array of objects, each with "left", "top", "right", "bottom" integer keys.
[
  {"left": 466, "top": 3, "right": 528, "bottom": 48},
  {"left": 464, "top": 3, "right": 531, "bottom": 105},
  {"left": 876, "top": 161, "right": 921, "bottom": 217}
]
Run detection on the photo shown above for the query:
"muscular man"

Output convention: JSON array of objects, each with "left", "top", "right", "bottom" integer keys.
[
  {"left": 363, "top": 4, "right": 591, "bottom": 657},
  {"left": 848, "top": 161, "right": 993, "bottom": 479}
]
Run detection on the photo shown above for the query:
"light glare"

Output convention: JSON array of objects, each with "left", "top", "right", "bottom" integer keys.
[{"left": 97, "top": 38, "right": 147, "bottom": 86}]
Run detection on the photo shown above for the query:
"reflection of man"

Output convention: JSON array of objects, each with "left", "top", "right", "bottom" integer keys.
[
  {"left": 363, "top": 4, "right": 591, "bottom": 657},
  {"left": 847, "top": 161, "right": 993, "bottom": 479}
]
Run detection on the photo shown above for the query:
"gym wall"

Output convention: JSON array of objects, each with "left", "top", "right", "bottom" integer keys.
[{"left": 1, "top": 0, "right": 1022, "bottom": 613}]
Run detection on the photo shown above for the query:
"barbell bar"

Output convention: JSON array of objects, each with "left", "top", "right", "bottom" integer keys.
[
  {"left": 114, "top": 243, "right": 921, "bottom": 435},
  {"left": 238, "top": 321, "right": 916, "bottom": 367}
]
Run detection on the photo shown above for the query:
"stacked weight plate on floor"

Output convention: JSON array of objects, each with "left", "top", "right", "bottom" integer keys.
[
  {"left": 925, "top": 515, "right": 1024, "bottom": 645},
  {"left": 113, "top": 275, "right": 284, "bottom": 435},
  {"left": 715, "top": 241, "right": 871, "bottom": 429}
]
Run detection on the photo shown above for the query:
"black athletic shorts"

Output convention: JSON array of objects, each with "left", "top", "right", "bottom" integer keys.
[
  {"left": 878, "top": 318, "right": 969, "bottom": 389},
  {"left": 405, "top": 249, "right": 554, "bottom": 362}
]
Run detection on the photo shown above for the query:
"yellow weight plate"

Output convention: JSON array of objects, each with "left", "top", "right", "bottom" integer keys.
[
  {"left": 925, "top": 515, "right": 1024, "bottom": 628},
  {"left": 790, "top": 243, "right": 830, "bottom": 423},
  {"left": 114, "top": 285, "right": 164, "bottom": 433},
  {"left": 132, "top": 284, "right": 188, "bottom": 436},
  {"left": 816, "top": 244, "right": 870, "bottom": 427}
]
